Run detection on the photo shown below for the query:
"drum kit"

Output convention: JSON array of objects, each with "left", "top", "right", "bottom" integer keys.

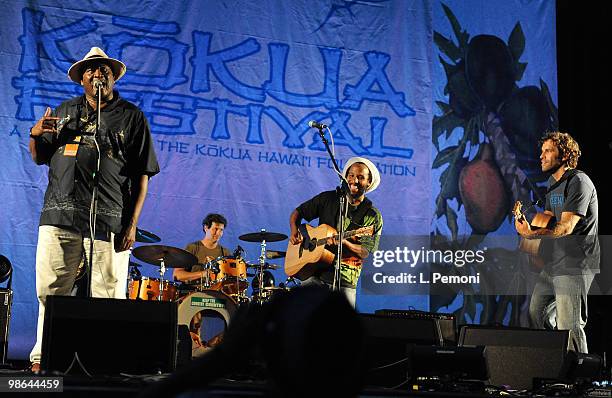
[{"left": 128, "top": 228, "right": 294, "bottom": 357}]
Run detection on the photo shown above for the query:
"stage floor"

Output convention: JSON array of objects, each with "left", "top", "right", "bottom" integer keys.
[{"left": 0, "top": 360, "right": 503, "bottom": 397}]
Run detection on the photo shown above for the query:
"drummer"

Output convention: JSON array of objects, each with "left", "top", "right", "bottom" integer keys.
[{"left": 173, "top": 213, "right": 231, "bottom": 285}]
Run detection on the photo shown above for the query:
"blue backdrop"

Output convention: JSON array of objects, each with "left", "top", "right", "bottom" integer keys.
[{"left": 0, "top": 0, "right": 556, "bottom": 358}]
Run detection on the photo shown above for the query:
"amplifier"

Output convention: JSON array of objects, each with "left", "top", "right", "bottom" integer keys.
[{"left": 374, "top": 309, "right": 456, "bottom": 346}]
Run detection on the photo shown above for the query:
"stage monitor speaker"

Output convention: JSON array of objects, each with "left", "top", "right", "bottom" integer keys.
[
  {"left": 0, "top": 289, "right": 12, "bottom": 363},
  {"left": 41, "top": 296, "right": 177, "bottom": 375},
  {"left": 459, "top": 326, "right": 570, "bottom": 390},
  {"left": 410, "top": 345, "right": 489, "bottom": 381},
  {"left": 360, "top": 313, "right": 441, "bottom": 387},
  {"left": 558, "top": 351, "right": 604, "bottom": 382}
]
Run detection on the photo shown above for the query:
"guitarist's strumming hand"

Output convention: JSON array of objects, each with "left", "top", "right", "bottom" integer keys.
[
  {"left": 513, "top": 201, "right": 534, "bottom": 238},
  {"left": 289, "top": 209, "right": 304, "bottom": 245},
  {"left": 289, "top": 227, "right": 303, "bottom": 245}
]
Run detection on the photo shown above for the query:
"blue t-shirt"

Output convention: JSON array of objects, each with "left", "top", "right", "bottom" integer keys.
[{"left": 544, "top": 170, "right": 599, "bottom": 275}]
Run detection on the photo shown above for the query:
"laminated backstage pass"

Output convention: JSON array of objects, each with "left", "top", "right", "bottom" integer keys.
[{"left": 63, "top": 136, "right": 82, "bottom": 157}]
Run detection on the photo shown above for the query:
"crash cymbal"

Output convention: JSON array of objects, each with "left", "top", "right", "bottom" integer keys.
[
  {"left": 136, "top": 228, "right": 161, "bottom": 243},
  {"left": 239, "top": 231, "right": 288, "bottom": 243},
  {"left": 265, "top": 250, "right": 286, "bottom": 259},
  {"left": 132, "top": 245, "right": 197, "bottom": 268}
]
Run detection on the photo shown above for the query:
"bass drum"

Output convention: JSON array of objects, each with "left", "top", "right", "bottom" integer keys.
[{"left": 177, "top": 290, "right": 237, "bottom": 358}]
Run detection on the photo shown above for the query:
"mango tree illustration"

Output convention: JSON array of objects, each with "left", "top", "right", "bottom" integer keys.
[{"left": 431, "top": 4, "right": 558, "bottom": 325}]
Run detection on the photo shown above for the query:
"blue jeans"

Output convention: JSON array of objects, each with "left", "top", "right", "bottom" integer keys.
[
  {"left": 529, "top": 270, "right": 595, "bottom": 353},
  {"left": 300, "top": 276, "right": 357, "bottom": 308}
]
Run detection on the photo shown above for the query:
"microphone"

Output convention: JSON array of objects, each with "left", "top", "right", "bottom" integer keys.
[
  {"left": 308, "top": 120, "right": 327, "bottom": 129},
  {"left": 93, "top": 78, "right": 103, "bottom": 89},
  {"left": 339, "top": 178, "right": 351, "bottom": 195}
]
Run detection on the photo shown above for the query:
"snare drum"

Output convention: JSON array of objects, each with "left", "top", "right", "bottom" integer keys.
[
  {"left": 128, "top": 277, "right": 179, "bottom": 301},
  {"left": 178, "top": 290, "right": 237, "bottom": 357},
  {"left": 210, "top": 256, "right": 249, "bottom": 295}
]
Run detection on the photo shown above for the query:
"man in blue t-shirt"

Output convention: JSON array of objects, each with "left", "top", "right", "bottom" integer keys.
[{"left": 515, "top": 132, "right": 599, "bottom": 353}]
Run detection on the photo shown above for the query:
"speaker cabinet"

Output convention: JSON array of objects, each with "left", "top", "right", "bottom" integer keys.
[
  {"left": 459, "top": 326, "right": 570, "bottom": 390},
  {"left": 41, "top": 296, "right": 177, "bottom": 375},
  {"left": 0, "top": 289, "right": 12, "bottom": 363},
  {"left": 360, "top": 313, "right": 441, "bottom": 387}
]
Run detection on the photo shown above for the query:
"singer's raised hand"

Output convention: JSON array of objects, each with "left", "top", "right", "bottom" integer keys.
[{"left": 30, "top": 107, "right": 60, "bottom": 137}]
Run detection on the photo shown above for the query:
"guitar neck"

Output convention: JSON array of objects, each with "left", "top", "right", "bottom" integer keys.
[{"left": 314, "top": 228, "right": 369, "bottom": 247}]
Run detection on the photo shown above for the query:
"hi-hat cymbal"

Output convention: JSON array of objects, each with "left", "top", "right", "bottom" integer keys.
[
  {"left": 132, "top": 245, "right": 197, "bottom": 268},
  {"left": 239, "top": 231, "right": 288, "bottom": 243},
  {"left": 136, "top": 228, "right": 161, "bottom": 243},
  {"left": 247, "top": 262, "right": 278, "bottom": 270},
  {"left": 265, "top": 250, "right": 286, "bottom": 259}
]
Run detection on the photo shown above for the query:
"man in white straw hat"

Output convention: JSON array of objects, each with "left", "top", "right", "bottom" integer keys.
[
  {"left": 288, "top": 157, "right": 383, "bottom": 307},
  {"left": 27, "top": 47, "right": 159, "bottom": 372}
]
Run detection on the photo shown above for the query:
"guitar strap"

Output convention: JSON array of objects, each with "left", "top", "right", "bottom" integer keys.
[
  {"left": 535, "top": 169, "right": 583, "bottom": 206},
  {"left": 298, "top": 224, "right": 315, "bottom": 251}
]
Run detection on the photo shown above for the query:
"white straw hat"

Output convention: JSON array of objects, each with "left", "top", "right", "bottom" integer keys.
[{"left": 67, "top": 47, "right": 126, "bottom": 83}]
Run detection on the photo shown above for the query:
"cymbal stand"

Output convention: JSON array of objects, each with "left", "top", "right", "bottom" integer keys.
[
  {"left": 256, "top": 229, "right": 267, "bottom": 304},
  {"left": 130, "top": 263, "right": 143, "bottom": 300},
  {"left": 201, "top": 259, "right": 214, "bottom": 291},
  {"left": 157, "top": 257, "right": 166, "bottom": 301}
]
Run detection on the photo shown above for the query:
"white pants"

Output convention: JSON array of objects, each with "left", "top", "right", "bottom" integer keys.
[{"left": 29, "top": 225, "right": 130, "bottom": 363}]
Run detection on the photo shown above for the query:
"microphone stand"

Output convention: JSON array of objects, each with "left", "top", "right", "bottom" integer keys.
[
  {"left": 314, "top": 126, "right": 346, "bottom": 292},
  {"left": 85, "top": 83, "right": 102, "bottom": 298}
]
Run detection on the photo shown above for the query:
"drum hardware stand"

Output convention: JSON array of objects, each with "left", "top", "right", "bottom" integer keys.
[
  {"left": 199, "top": 261, "right": 209, "bottom": 291},
  {"left": 129, "top": 263, "right": 143, "bottom": 300},
  {"left": 256, "top": 230, "right": 268, "bottom": 305},
  {"left": 313, "top": 123, "right": 346, "bottom": 292},
  {"left": 157, "top": 257, "right": 167, "bottom": 301}
]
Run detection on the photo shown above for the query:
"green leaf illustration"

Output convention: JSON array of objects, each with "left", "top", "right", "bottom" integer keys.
[
  {"left": 508, "top": 22, "right": 525, "bottom": 62},
  {"left": 434, "top": 31, "right": 462, "bottom": 61},
  {"left": 433, "top": 145, "right": 459, "bottom": 168},
  {"left": 441, "top": 3, "right": 469, "bottom": 50},
  {"left": 446, "top": 204, "right": 459, "bottom": 241},
  {"left": 515, "top": 62, "right": 527, "bottom": 82},
  {"left": 432, "top": 111, "right": 463, "bottom": 149},
  {"left": 540, "top": 78, "right": 559, "bottom": 129}
]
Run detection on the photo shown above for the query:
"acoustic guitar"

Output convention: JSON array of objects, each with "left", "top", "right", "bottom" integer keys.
[
  {"left": 284, "top": 223, "right": 374, "bottom": 280},
  {"left": 512, "top": 201, "right": 555, "bottom": 270}
]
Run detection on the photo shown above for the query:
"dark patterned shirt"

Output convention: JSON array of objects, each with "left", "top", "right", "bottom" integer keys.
[{"left": 33, "top": 93, "right": 159, "bottom": 238}]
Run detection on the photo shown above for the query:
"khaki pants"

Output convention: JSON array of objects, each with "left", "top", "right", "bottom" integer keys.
[{"left": 29, "top": 225, "right": 130, "bottom": 364}]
